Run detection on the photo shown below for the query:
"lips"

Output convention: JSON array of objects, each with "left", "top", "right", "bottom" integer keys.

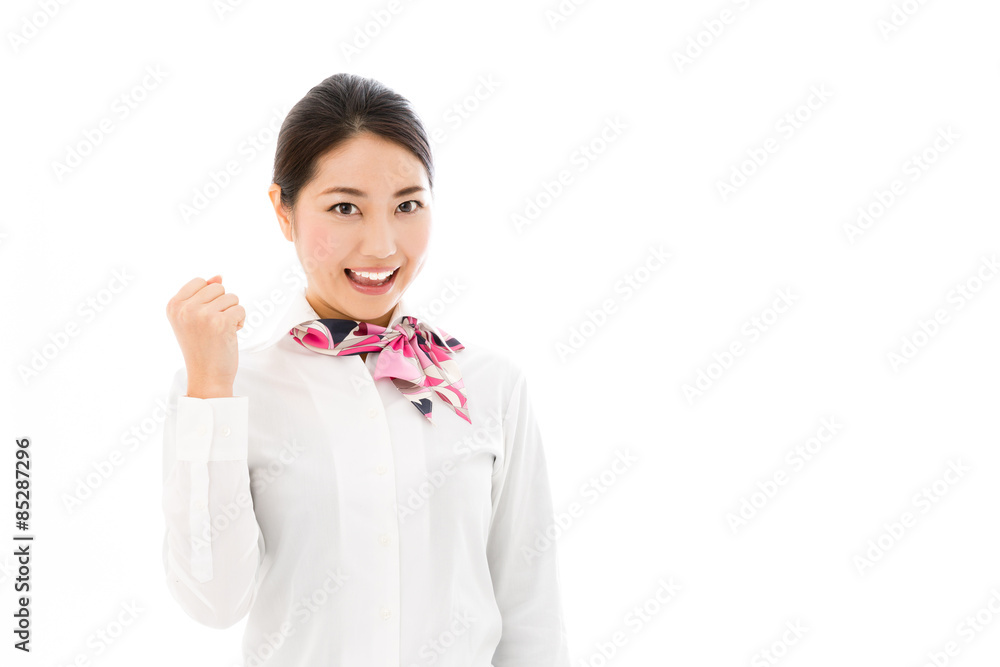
[{"left": 345, "top": 267, "right": 398, "bottom": 287}]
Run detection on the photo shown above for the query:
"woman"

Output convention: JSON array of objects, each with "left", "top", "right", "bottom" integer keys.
[{"left": 161, "top": 73, "right": 571, "bottom": 666}]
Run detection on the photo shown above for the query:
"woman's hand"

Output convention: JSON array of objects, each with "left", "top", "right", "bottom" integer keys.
[{"left": 166, "top": 275, "right": 245, "bottom": 398}]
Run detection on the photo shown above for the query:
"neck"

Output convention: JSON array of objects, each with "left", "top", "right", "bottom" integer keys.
[{"left": 305, "top": 290, "right": 395, "bottom": 328}]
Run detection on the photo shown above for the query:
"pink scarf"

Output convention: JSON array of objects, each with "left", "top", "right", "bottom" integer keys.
[{"left": 288, "top": 315, "right": 470, "bottom": 425}]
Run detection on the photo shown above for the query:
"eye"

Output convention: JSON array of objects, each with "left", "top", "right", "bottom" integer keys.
[
  {"left": 327, "top": 202, "right": 359, "bottom": 215},
  {"left": 326, "top": 200, "right": 424, "bottom": 216},
  {"left": 398, "top": 200, "right": 424, "bottom": 214}
]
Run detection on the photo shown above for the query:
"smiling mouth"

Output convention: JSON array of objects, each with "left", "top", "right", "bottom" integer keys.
[{"left": 344, "top": 267, "right": 399, "bottom": 287}]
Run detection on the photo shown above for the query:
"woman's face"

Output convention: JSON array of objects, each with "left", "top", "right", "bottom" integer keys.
[{"left": 269, "top": 131, "right": 432, "bottom": 327}]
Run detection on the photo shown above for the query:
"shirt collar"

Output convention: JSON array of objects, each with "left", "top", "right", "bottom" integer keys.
[{"left": 248, "top": 285, "right": 413, "bottom": 352}]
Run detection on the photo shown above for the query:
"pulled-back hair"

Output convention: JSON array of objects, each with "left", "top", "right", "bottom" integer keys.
[{"left": 271, "top": 73, "right": 434, "bottom": 214}]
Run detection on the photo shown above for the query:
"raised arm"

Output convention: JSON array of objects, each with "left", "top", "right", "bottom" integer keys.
[{"left": 161, "top": 275, "right": 263, "bottom": 629}]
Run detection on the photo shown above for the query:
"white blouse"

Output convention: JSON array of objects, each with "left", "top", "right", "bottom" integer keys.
[{"left": 160, "top": 286, "right": 571, "bottom": 666}]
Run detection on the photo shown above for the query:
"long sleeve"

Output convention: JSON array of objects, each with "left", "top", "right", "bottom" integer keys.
[
  {"left": 487, "top": 367, "right": 571, "bottom": 667},
  {"left": 161, "top": 366, "right": 265, "bottom": 629}
]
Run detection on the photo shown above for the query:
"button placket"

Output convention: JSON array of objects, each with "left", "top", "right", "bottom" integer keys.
[{"left": 364, "top": 380, "right": 399, "bottom": 645}]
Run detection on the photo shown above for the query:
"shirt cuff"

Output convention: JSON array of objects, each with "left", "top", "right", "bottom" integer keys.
[
  {"left": 173, "top": 395, "right": 248, "bottom": 583},
  {"left": 175, "top": 396, "right": 249, "bottom": 462}
]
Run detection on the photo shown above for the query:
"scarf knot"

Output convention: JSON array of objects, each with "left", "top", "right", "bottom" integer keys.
[{"left": 288, "top": 315, "right": 470, "bottom": 425}]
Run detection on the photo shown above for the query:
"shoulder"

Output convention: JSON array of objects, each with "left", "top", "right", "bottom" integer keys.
[
  {"left": 441, "top": 333, "right": 529, "bottom": 416},
  {"left": 447, "top": 332, "right": 523, "bottom": 378}
]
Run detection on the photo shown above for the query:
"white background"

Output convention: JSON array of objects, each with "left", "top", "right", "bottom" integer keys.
[{"left": 2, "top": 0, "right": 999, "bottom": 665}]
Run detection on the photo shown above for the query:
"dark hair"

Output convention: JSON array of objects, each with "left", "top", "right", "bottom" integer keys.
[{"left": 271, "top": 73, "right": 434, "bottom": 217}]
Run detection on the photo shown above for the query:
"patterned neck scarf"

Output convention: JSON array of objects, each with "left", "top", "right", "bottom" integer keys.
[{"left": 287, "top": 316, "right": 470, "bottom": 425}]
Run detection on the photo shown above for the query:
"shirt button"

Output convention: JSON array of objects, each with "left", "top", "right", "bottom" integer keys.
[
  {"left": 380, "top": 607, "right": 391, "bottom": 620},
  {"left": 368, "top": 408, "right": 378, "bottom": 418},
  {"left": 192, "top": 500, "right": 207, "bottom": 511},
  {"left": 198, "top": 425, "right": 208, "bottom": 436},
  {"left": 379, "top": 534, "right": 390, "bottom": 546},
  {"left": 375, "top": 464, "right": 387, "bottom": 475},
  {"left": 222, "top": 426, "right": 231, "bottom": 437}
]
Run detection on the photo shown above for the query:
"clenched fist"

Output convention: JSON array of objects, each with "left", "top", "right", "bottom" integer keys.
[{"left": 166, "top": 275, "right": 245, "bottom": 398}]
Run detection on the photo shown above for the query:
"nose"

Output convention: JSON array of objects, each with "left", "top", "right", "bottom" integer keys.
[{"left": 358, "top": 209, "right": 396, "bottom": 259}]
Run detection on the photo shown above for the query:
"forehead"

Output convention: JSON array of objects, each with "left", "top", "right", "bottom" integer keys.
[{"left": 307, "top": 133, "right": 427, "bottom": 194}]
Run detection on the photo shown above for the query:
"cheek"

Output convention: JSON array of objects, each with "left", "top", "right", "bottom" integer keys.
[
  {"left": 400, "top": 220, "right": 432, "bottom": 255},
  {"left": 297, "top": 225, "right": 351, "bottom": 268}
]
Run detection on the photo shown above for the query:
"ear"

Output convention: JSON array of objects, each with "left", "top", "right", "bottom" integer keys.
[{"left": 269, "top": 183, "right": 294, "bottom": 242}]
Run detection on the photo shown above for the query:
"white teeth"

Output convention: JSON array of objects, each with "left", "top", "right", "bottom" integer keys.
[{"left": 350, "top": 268, "right": 395, "bottom": 280}]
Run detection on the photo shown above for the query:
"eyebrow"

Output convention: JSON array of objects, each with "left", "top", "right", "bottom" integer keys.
[{"left": 317, "top": 185, "right": 426, "bottom": 198}]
